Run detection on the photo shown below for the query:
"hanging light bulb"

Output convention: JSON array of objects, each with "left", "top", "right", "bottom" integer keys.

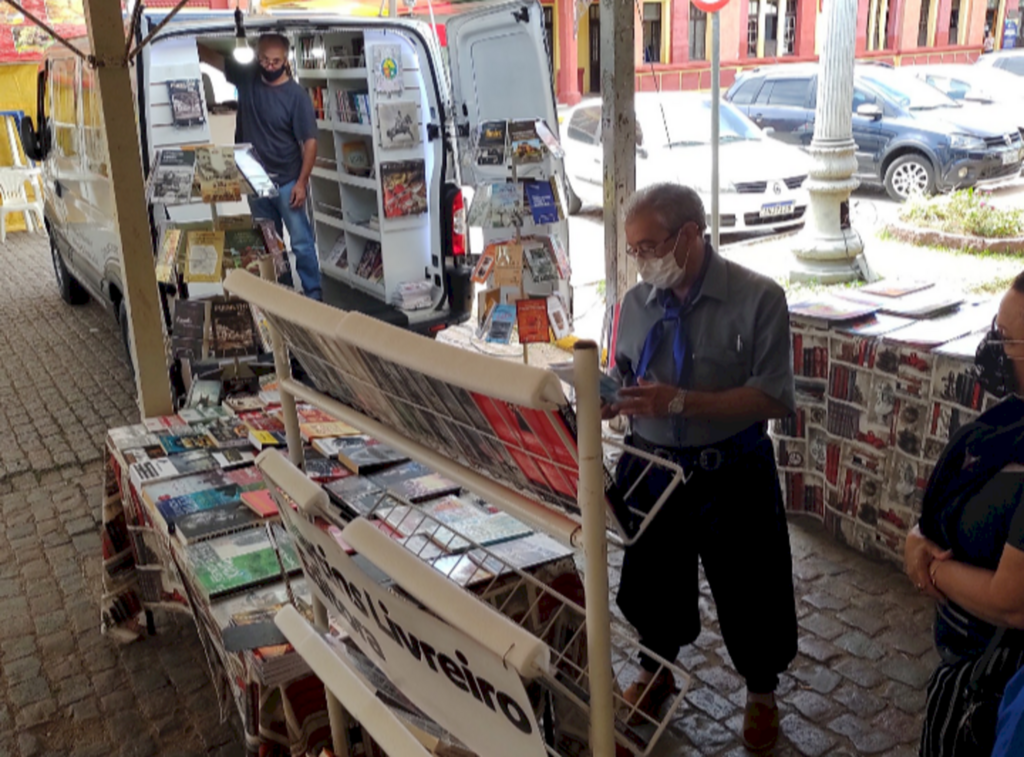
[{"left": 233, "top": 7, "right": 254, "bottom": 63}]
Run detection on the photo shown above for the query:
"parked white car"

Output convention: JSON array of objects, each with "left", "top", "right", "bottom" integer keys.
[
  {"left": 563, "top": 92, "right": 811, "bottom": 233},
  {"left": 909, "top": 64, "right": 1024, "bottom": 135}
]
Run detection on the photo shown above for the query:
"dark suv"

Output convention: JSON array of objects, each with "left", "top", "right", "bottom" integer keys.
[{"left": 725, "top": 63, "right": 1023, "bottom": 201}]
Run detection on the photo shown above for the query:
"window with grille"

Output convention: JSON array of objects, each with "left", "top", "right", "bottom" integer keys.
[
  {"left": 690, "top": 4, "right": 707, "bottom": 60},
  {"left": 643, "top": 3, "right": 662, "bottom": 63}
]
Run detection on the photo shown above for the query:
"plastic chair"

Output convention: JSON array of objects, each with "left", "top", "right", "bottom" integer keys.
[{"left": 0, "top": 168, "right": 44, "bottom": 244}]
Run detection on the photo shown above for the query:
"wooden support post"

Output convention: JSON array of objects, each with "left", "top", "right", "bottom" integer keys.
[
  {"left": 600, "top": 0, "right": 636, "bottom": 308},
  {"left": 573, "top": 341, "right": 615, "bottom": 757},
  {"left": 82, "top": 0, "right": 173, "bottom": 417}
]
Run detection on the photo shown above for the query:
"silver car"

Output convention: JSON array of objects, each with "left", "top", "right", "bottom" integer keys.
[{"left": 563, "top": 92, "right": 811, "bottom": 233}]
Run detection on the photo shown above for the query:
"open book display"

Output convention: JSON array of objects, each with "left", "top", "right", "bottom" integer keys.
[{"left": 223, "top": 269, "right": 690, "bottom": 757}]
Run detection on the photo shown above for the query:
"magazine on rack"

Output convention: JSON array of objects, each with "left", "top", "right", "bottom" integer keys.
[
  {"left": 381, "top": 160, "right": 428, "bottom": 218},
  {"left": 194, "top": 145, "right": 242, "bottom": 203}
]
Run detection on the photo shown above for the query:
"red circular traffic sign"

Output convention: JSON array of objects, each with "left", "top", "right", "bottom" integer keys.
[{"left": 691, "top": 0, "right": 730, "bottom": 12}]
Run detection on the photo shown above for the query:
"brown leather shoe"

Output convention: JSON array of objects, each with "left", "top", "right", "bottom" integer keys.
[
  {"left": 742, "top": 696, "right": 779, "bottom": 752},
  {"left": 622, "top": 669, "right": 678, "bottom": 725}
]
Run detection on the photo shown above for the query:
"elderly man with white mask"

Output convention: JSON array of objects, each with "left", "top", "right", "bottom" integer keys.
[{"left": 603, "top": 182, "right": 798, "bottom": 751}]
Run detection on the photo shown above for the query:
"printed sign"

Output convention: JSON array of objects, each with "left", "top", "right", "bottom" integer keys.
[{"left": 272, "top": 491, "right": 546, "bottom": 757}]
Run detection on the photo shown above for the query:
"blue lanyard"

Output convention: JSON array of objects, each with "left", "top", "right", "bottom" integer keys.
[{"left": 632, "top": 242, "right": 713, "bottom": 388}]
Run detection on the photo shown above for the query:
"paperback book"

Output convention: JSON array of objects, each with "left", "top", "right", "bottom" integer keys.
[
  {"left": 516, "top": 298, "right": 550, "bottom": 343},
  {"left": 475, "top": 120, "right": 507, "bottom": 166},
  {"left": 485, "top": 304, "right": 517, "bottom": 344},
  {"left": 300, "top": 422, "right": 361, "bottom": 442},
  {"left": 184, "top": 526, "right": 300, "bottom": 601},
  {"left": 149, "top": 149, "right": 196, "bottom": 205},
  {"left": 240, "top": 489, "right": 279, "bottom": 518},
  {"left": 203, "top": 419, "right": 253, "bottom": 449},
  {"left": 336, "top": 437, "right": 409, "bottom": 475},
  {"left": 387, "top": 472, "right": 461, "bottom": 503},
  {"left": 377, "top": 101, "right": 419, "bottom": 149},
  {"left": 211, "top": 449, "right": 256, "bottom": 469},
  {"left": 523, "top": 239, "right": 558, "bottom": 283},
  {"left": 210, "top": 301, "right": 258, "bottom": 358},
  {"left": 509, "top": 120, "right": 544, "bottom": 165},
  {"left": 324, "top": 477, "right": 386, "bottom": 517},
  {"left": 249, "top": 430, "right": 287, "bottom": 450},
  {"left": 171, "top": 299, "right": 207, "bottom": 361},
  {"left": 194, "top": 145, "right": 242, "bottom": 203},
  {"left": 184, "top": 231, "right": 225, "bottom": 284},
  {"left": 381, "top": 160, "right": 427, "bottom": 218},
  {"left": 222, "top": 228, "right": 266, "bottom": 274},
  {"left": 524, "top": 180, "right": 560, "bottom": 224},
  {"left": 167, "top": 79, "right": 205, "bottom": 126}
]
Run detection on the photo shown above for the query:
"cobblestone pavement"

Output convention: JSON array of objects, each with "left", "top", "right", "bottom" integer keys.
[{"left": 1, "top": 232, "right": 937, "bottom": 756}]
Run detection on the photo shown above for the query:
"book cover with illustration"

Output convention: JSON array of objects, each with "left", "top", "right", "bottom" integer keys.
[
  {"left": 377, "top": 101, "right": 419, "bottom": 149},
  {"left": 509, "top": 119, "right": 543, "bottom": 165},
  {"left": 174, "top": 501, "right": 262, "bottom": 546},
  {"left": 149, "top": 149, "right": 196, "bottom": 205},
  {"left": 524, "top": 181, "right": 560, "bottom": 224},
  {"left": 155, "top": 228, "right": 183, "bottom": 283},
  {"left": 523, "top": 239, "right": 558, "bottom": 283},
  {"left": 387, "top": 473, "right": 462, "bottom": 503},
  {"left": 381, "top": 160, "right": 427, "bottom": 218},
  {"left": 476, "top": 120, "right": 507, "bottom": 166},
  {"left": 194, "top": 145, "right": 242, "bottom": 203},
  {"left": 184, "top": 231, "right": 224, "bottom": 284},
  {"left": 371, "top": 44, "right": 404, "bottom": 95},
  {"left": 210, "top": 301, "right": 257, "bottom": 358},
  {"left": 222, "top": 228, "right": 266, "bottom": 274},
  {"left": 516, "top": 298, "right": 550, "bottom": 343},
  {"left": 167, "top": 79, "right": 205, "bottom": 126},
  {"left": 184, "top": 526, "right": 300, "bottom": 600},
  {"left": 485, "top": 304, "right": 517, "bottom": 344}
]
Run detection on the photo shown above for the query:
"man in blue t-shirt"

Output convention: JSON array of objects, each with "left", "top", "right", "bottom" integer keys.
[{"left": 204, "top": 34, "right": 321, "bottom": 300}]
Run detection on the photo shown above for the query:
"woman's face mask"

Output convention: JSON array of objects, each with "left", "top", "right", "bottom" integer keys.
[{"left": 975, "top": 318, "right": 1024, "bottom": 397}]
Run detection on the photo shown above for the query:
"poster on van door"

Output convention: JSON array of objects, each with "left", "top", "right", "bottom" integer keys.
[
  {"left": 0, "top": 0, "right": 85, "bottom": 63},
  {"left": 270, "top": 485, "right": 547, "bottom": 757}
]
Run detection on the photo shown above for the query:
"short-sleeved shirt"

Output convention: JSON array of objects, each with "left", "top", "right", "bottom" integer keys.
[
  {"left": 225, "top": 62, "right": 317, "bottom": 186},
  {"left": 610, "top": 244, "right": 795, "bottom": 448},
  {"left": 935, "top": 465, "right": 1024, "bottom": 658}
]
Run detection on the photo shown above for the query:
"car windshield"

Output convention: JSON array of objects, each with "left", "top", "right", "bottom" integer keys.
[
  {"left": 637, "top": 99, "right": 761, "bottom": 148},
  {"left": 859, "top": 70, "right": 958, "bottom": 110}
]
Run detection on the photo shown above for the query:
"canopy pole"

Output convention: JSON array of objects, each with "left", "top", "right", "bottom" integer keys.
[{"left": 83, "top": 0, "right": 174, "bottom": 417}]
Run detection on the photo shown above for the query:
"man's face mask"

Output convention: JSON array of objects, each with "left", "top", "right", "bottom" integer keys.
[{"left": 975, "top": 317, "right": 1024, "bottom": 398}]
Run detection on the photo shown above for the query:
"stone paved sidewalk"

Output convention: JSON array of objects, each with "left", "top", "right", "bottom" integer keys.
[{"left": 0, "top": 232, "right": 937, "bottom": 757}]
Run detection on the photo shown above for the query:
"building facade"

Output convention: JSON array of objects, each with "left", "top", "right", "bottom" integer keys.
[{"left": 544, "top": 0, "right": 1023, "bottom": 104}]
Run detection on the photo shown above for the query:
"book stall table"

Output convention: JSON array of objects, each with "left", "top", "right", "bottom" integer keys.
[
  {"left": 773, "top": 282, "right": 1000, "bottom": 564},
  {"left": 217, "top": 270, "right": 692, "bottom": 757},
  {"left": 96, "top": 269, "right": 689, "bottom": 757}
]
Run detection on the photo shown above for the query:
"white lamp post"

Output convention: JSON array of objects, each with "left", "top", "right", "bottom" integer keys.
[{"left": 790, "top": 0, "right": 866, "bottom": 284}]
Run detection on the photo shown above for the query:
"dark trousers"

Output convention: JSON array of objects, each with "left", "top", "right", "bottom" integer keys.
[{"left": 615, "top": 431, "right": 798, "bottom": 694}]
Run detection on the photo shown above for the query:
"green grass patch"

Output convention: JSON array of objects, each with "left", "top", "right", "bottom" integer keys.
[{"left": 900, "top": 189, "right": 1024, "bottom": 239}]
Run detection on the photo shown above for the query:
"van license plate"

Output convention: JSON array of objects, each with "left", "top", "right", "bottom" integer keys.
[
  {"left": 1001, "top": 150, "right": 1020, "bottom": 166},
  {"left": 760, "top": 201, "right": 794, "bottom": 218}
]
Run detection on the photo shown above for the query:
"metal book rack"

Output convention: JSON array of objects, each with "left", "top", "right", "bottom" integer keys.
[{"left": 226, "top": 267, "right": 691, "bottom": 757}]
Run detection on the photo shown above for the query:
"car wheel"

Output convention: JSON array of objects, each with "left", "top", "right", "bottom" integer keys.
[
  {"left": 565, "top": 176, "right": 583, "bottom": 216},
  {"left": 48, "top": 226, "right": 89, "bottom": 305},
  {"left": 118, "top": 298, "right": 136, "bottom": 378},
  {"left": 884, "top": 154, "right": 935, "bottom": 202}
]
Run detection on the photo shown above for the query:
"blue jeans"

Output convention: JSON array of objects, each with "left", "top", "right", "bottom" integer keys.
[{"left": 248, "top": 179, "right": 322, "bottom": 300}]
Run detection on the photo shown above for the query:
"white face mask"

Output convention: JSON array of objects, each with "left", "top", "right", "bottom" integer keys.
[{"left": 636, "top": 232, "right": 691, "bottom": 289}]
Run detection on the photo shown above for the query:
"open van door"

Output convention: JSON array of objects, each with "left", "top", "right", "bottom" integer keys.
[{"left": 446, "top": 0, "right": 572, "bottom": 306}]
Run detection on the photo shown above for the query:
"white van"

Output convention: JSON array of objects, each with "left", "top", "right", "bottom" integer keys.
[{"left": 20, "top": 2, "right": 569, "bottom": 360}]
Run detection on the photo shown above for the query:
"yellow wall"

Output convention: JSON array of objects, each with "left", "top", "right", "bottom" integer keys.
[{"left": 0, "top": 64, "right": 39, "bottom": 120}]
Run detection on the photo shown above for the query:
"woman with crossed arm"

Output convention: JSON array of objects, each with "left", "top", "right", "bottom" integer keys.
[{"left": 905, "top": 272, "right": 1024, "bottom": 757}]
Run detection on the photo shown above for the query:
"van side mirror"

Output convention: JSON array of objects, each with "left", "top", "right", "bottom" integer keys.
[
  {"left": 20, "top": 116, "right": 46, "bottom": 162},
  {"left": 856, "top": 103, "right": 883, "bottom": 120},
  {"left": 763, "top": 126, "right": 776, "bottom": 136}
]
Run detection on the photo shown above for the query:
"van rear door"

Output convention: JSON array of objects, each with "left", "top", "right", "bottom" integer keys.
[{"left": 446, "top": 0, "right": 572, "bottom": 305}]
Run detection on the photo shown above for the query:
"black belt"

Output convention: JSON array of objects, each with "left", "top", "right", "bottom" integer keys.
[{"left": 628, "top": 423, "right": 767, "bottom": 473}]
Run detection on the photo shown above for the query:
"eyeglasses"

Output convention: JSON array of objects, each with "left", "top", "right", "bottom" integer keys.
[
  {"left": 625, "top": 227, "right": 682, "bottom": 259},
  {"left": 259, "top": 55, "right": 286, "bottom": 67},
  {"left": 988, "top": 317, "right": 1024, "bottom": 343}
]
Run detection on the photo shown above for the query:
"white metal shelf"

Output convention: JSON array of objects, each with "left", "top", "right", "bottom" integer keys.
[{"left": 296, "top": 67, "right": 368, "bottom": 80}]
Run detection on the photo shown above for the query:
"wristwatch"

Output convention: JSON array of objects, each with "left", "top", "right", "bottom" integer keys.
[{"left": 668, "top": 389, "right": 688, "bottom": 416}]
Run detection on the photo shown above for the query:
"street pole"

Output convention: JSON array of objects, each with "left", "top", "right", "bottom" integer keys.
[
  {"left": 790, "top": 0, "right": 865, "bottom": 283},
  {"left": 710, "top": 11, "right": 720, "bottom": 251},
  {"left": 600, "top": 0, "right": 636, "bottom": 308},
  {"left": 83, "top": 0, "right": 174, "bottom": 417}
]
